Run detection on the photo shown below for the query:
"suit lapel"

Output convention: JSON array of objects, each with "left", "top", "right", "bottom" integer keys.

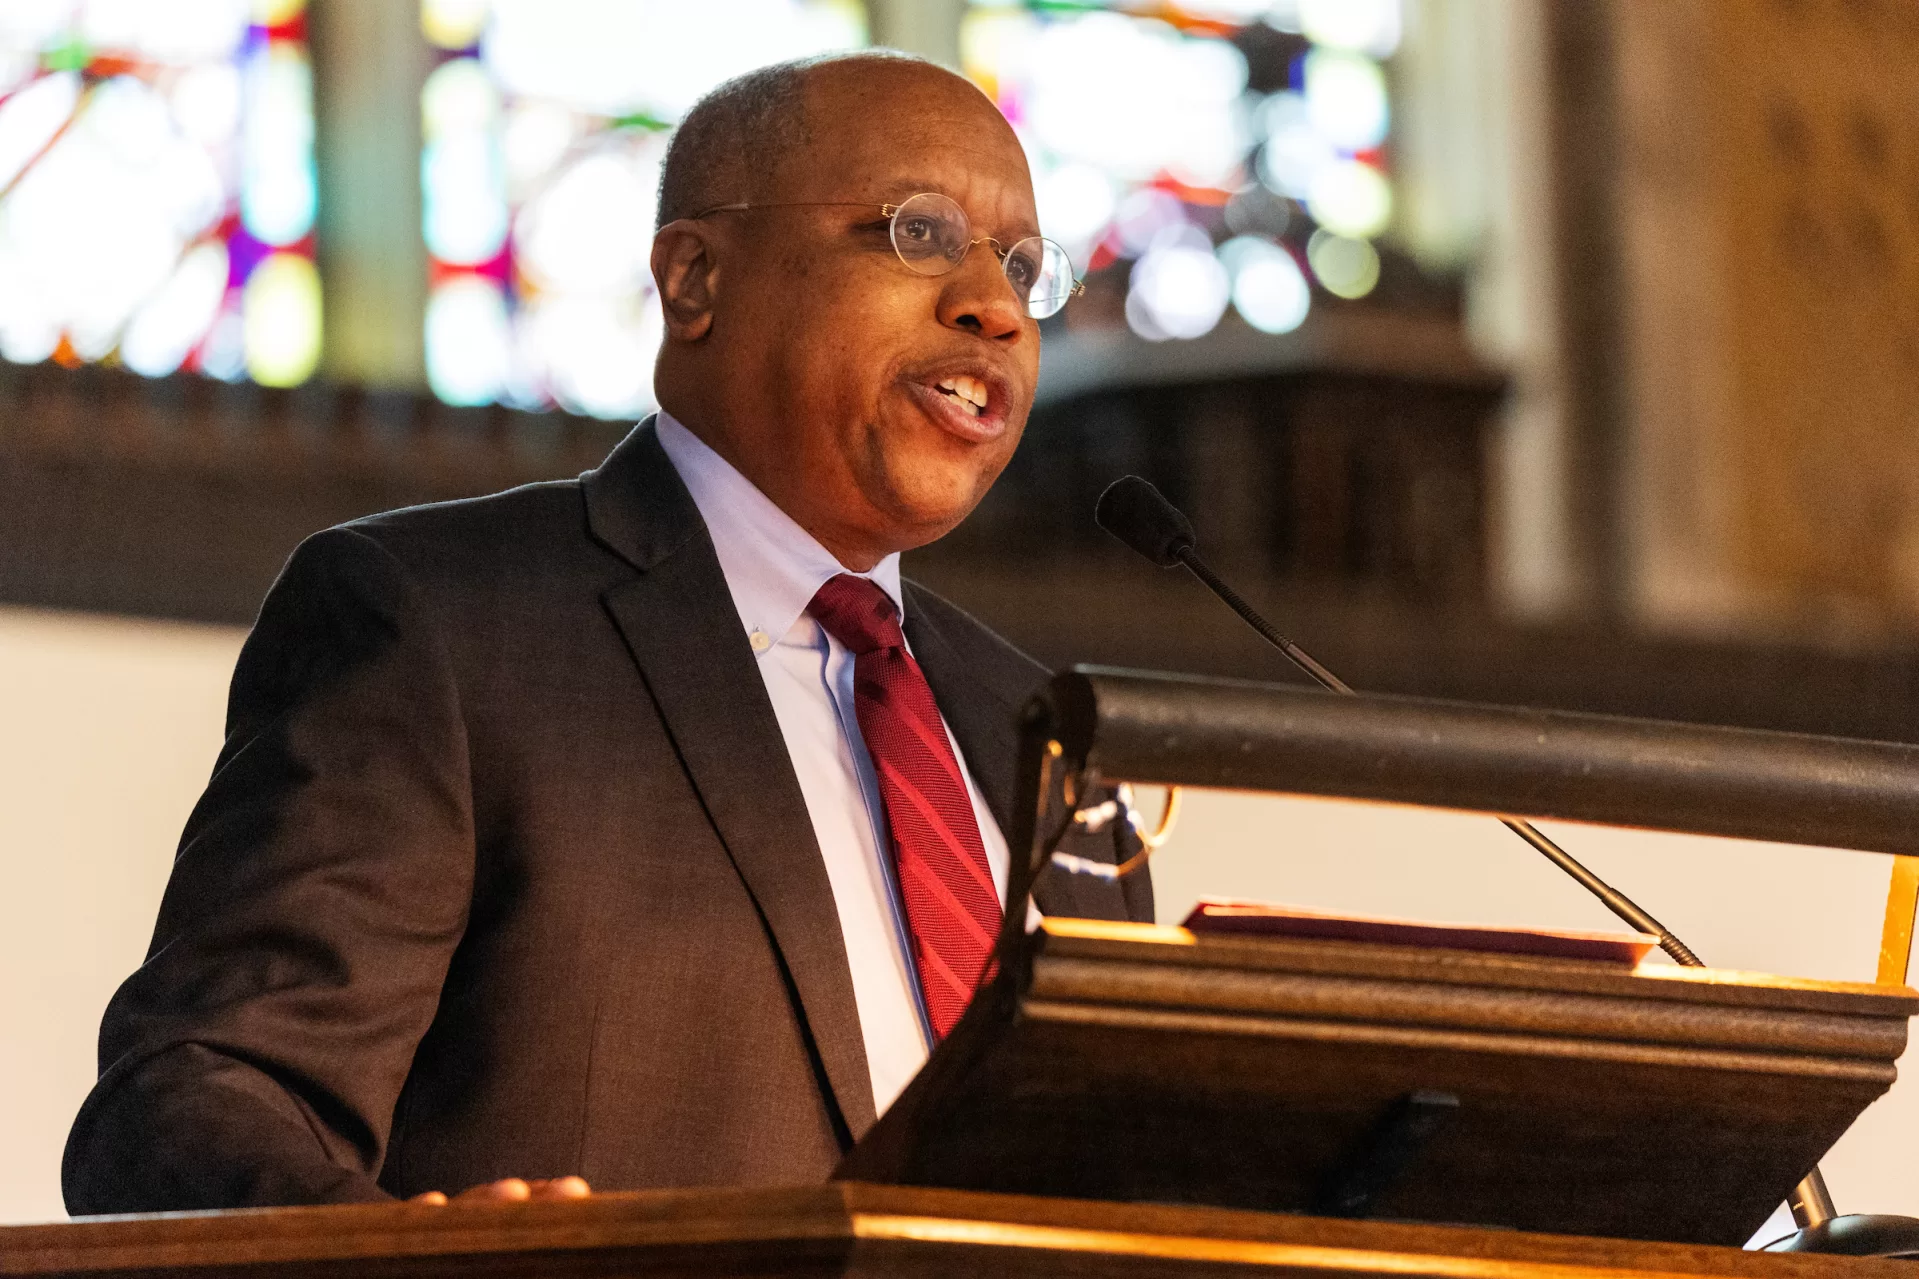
[
  {"left": 904, "top": 595, "right": 1071, "bottom": 918},
  {"left": 584, "top": 421, "right": 877, "bottom": 1143}
]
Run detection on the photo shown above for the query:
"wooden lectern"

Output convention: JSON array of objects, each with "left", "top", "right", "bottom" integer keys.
[
  {"left": 10, "top": 1182, "right": 1919, "bottom": 1279},
  {"left": 9, "top": 666, "right": 1919, "bottom": 1276},
  {"left": 842, "top": 667, "right": 1919, "bottom": 1249}
]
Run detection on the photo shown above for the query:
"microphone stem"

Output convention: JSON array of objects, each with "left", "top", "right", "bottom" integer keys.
[
  {"left": 1176, "top": 541, "right": 1839, "bottom": 1225},
  {"left": 1177, "top": 548, "right": 1353, "bottom": 695},
  {"left": 1495, "top": 817, "right": 1703, "bottom": 967},
  {"left": 1174, "top": 545, "right": 1705, "bottom": 969}
]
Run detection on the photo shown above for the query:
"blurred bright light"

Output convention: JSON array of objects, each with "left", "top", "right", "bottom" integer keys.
[
  {"left": 1304, "top": 49, "right": 1387, "bottom": 153},
  {"left": 422, "top": 56, "right": 500, "bottom": 141},
  {"left": 425, "top": 0, "right": 859, "bottom": 416},
  {"left": 1255, "top": 91, "right": 1334, "bottom": 200},
  {"left": 1035, "top": 162, "right": 1116, "bottom": 267},
  {"left": 515, "top": 143, "right": 658, "bottom": 294},
  {"left": 1220, "top": 235, "right": 1310, "bottom": 334},
  {"left": 523, "top": 292, "right": 662, "bottom": 418},
  {"left": 958, "top": 6, "right": 1027, "bottom": 98},
  {"left": 0, "top": 2, "right": 75, "bottom": 54},
  {"left": 82, "top": 0, "right": 252, "bottom": 64},
  {"left": 426, "top": 276, "right": 512, "bottom": 405},
  {"left": 121, "top": 240, "right": 229, "bottom": 376},
  {"left": 1307, "top": 228, "right": 1380, "bottom": 298},
  {"left": 199, "top": 296, "right": 247, "bottom": 380},
  {"left": 421, "top": 57, "right": 509, "bottom": 265},
  {"left": 251, "top": 0, "right": 307, "bottom": 27},
  {"left": 1128, "top": 241, "right": 1230, "bottom": 340},
  {"left": 1178, "top": 0, "right": 1279, "bottom": 19},
  {"left": 1299, "top": 0, "right": 1400, "bottom": 57},
  {"left": 1014, "top": 13, "right": 1248, "bottom": 188},
  {"left": 243, "top": 250, "right": 321, "bottom": 385},
  {"left": 1123, "top": 284, "right": 1169, "bottom": 342},
  {"left": 0, "top": 254, "right": 59, "bottom": 362},
  {"left": 0, "top": 75, "right": 224, "bottom": 359},
  {"left": 501, "top": 99, "right": 577, "bottom": 195},
  {"left": 422, "top": 133, "right": 508, "bottom": 264},
  {"left": 423, "top": 0, "right": 491, "bottom": 50},
  {"left": 0, "top": 72, "right": 81, "bottom": 192},
  {"left": 1307, "top": 157, "right": 1391, "bottom": 238},
  {"left": 484, "top": 0, "right": 864, "bottom": 119},
  {"left": 170, "top": 63, "right": 243, "bottom": 146},
  {"left": 0, "top": 3, "right": 316, "bottom": 385},
  {"left": 0, "top": 49, "right": 34, "bottom": 97},
  {"left": 240, "top": 42, "right": 317, "bottom": 245},
  {"left": 1111, "top": 186, "right": 1188, "bottom": 257}
]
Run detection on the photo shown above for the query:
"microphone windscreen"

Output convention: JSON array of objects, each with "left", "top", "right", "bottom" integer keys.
[{"left": 1095, "top": 476, "right": 1196, "bottom": 567}]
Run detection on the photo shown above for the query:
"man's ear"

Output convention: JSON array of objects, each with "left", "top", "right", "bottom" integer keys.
[{"left": 652, "top": 220, "right": 720, "bottom": 342}]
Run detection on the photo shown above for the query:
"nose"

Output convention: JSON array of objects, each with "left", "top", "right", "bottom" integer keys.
[{"left": 935, "top": 246, "right": 1027, "bottom": 342}]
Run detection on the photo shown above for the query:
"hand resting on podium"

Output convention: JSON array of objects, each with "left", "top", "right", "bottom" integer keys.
[{"left": 408, "top": 1176, "right": 591, "bottom": 1206}]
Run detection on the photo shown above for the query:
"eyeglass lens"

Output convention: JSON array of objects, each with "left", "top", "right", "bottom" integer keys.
[{"left": 888, "top": 192, "right": 1077, "bottom": 320}]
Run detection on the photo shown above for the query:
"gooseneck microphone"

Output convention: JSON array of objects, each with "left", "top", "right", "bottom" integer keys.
[
  {"left": 1093, "top": 475, "right": 1705, "bottom": 969},
  {"left": 1095, "top": 481, "right": 1842, "bottom": 1233}
]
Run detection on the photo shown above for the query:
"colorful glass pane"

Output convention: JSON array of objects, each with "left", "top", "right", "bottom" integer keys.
[
  {"left": 0, "top": 0, "right": 320, "bottom": 385},
  {"left": 420, "top": 0, "right": 867, "bottom": 419},
  {"left": 961, "top": 0, "right": 1399, "bottom": 340}
]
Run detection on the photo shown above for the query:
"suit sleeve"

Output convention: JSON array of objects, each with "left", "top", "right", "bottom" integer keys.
[{"left": 63, "top": 527, "right": 475, "bottom": 1213}]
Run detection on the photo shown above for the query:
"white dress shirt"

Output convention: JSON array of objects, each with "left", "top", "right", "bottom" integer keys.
[{"left": 655, "top": 412, "right": 1013, "bottom": 1116}]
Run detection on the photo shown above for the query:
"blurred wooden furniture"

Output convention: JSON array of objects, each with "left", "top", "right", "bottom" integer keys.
[
  {"left": 950, "top": 308, "right": 1504, "bottom": 604},
  {"left": 8, "top": 1181, "right": 1919, "bottom": 1279}
]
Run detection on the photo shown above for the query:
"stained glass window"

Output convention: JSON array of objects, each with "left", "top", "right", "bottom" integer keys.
[
  {"left": 419, "top": 0, "right": 867, "bottom": 419},
  {"left": 0, "top": 0, "right": 321, "bottom": 386},
  {"left": 962, "top": 0, "right": 1400, "bottom": 341}
]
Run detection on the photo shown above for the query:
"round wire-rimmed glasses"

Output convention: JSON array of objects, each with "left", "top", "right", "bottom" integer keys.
[{"left": 692, "top": 191, "right": 1085, "bottom": 320}]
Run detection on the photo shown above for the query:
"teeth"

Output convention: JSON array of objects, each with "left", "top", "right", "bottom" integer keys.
[{"left": 935, "top": 375, "right": 989, "bottom": 415}]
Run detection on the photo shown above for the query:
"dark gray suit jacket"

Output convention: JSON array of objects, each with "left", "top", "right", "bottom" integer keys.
[{"left": 63, "top": 421, "right": 1151, "bottom": 1214}]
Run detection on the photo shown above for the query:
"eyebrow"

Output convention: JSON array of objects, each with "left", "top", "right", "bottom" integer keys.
[{"left": 877, "top": 179, "right": 1041, "bottom": 241}]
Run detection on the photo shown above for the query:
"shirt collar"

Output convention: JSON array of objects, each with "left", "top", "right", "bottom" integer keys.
[{"left": 655, "top": 411, "right": 904, "bottom": 650}]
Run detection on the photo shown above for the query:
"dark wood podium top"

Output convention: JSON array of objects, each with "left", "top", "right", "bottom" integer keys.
[{"left": 3, "top": 1182, "right": 1911, "bottom": 1279}]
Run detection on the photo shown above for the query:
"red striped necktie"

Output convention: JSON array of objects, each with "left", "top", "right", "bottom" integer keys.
[{"left": 808, "top": 573, "right": 1001, "bottom": 1039}]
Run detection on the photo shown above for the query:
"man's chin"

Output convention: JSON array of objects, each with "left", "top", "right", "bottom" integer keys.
[{"left": 860, "top": 459, "right": 998, "bottom": 553}]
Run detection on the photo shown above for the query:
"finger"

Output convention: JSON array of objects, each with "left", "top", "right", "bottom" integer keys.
[
  {"left": 452, "top": 1177, "right": 531, "bottom": 1202},
  {"left": 408, "top": 1191, "right": 449, "bottom": 1206},
  {"left": 528, "top": 1175, "right": 591, "bottom": 1200}
]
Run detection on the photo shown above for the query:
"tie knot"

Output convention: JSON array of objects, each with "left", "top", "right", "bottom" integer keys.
[{"left": 808, "top": 573, "right": 903, "bottom": 656}]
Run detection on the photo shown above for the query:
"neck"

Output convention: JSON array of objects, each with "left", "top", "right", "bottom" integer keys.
[{"left": 660, "top": 402, "right": 893, "bottom": 574}]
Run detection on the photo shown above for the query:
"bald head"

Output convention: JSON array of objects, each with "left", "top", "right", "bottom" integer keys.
[{"left": 656, "top": 51, "right": 1009, "bottom": 229}]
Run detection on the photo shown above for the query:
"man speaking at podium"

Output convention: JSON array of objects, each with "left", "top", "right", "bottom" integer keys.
[{"left": 63, "top": 51, "right": 1151, "bottom": 1214}]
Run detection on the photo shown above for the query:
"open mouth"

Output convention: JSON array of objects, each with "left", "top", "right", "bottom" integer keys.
[{"left": 932, "top": 374, "right": 990, "bottom": 418}]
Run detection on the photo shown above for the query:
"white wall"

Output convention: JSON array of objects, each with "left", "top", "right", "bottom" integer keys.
[
  {"left": 2, "top": 604, "right": 1913, "bottom": 1238},
  {"left": 0, "top": 606, "right": 244, "bottom": 1226}
]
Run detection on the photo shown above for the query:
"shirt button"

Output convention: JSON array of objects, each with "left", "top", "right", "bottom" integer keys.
[{"left": 749, "top": 630, "right": 772, "bottom": 653}]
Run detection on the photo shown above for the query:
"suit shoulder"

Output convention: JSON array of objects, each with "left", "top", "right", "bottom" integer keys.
[
  {"left": 903, "top": 579, "right": 1048, "bottom": 704},
  {"left": 344, "top": 478, "right": 584, "bottom": 550},
  {"left": 307, "top": 477, "right": 599, "bottom": 587}
]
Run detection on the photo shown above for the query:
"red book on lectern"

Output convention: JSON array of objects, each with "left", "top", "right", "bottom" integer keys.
[{"left": 1181, "top": 897, "right": 1659, "bottom": 964}]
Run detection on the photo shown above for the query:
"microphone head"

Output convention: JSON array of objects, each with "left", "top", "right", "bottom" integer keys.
[{"left": 1095, "top": 476, "right": 1196, "bottom": 567}]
